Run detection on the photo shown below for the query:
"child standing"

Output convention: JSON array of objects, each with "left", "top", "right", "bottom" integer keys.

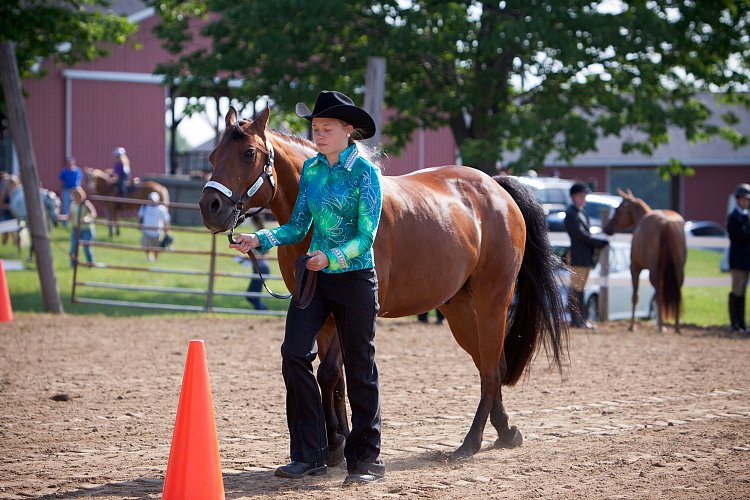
[
  {"left": 138, "top": 191, "right": 170, "bottom": 262},
  {"left": 69, "top": 187, "right": 97, "bottom": 267}
]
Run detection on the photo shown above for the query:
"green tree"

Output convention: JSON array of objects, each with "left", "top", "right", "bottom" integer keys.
[
  {"left": 0, "top": 0, "right": 135, "bottom": 313},
  {"left": 150, "top": 0, "right": 749, "bottom": 175},
  {"left": 0, "top": 0, "right": 136, "bottom": 108}
]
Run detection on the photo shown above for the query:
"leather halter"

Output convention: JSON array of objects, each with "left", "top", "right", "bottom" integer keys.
[
  {"left": 202, "top": 140, "right": 276, "bottom": 225},
  {"left": 204, "top": 140, "right": 317, "bottom": 308}
]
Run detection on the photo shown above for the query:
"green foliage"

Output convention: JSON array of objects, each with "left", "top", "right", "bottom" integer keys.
[
  {"left": 658, "top": 158, "right": 695, "bottom": 182},
  {"left": 149, "top": 0, "right": 749, "bottom": 174},
  {"left": 0, "top": 0, "right": 136, "bottom": 109},
  {"left": 0, "top": 0, "right": 137, "bottom": 76}
]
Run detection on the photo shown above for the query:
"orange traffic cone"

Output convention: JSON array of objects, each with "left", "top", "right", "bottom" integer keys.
[
  {"left": 162, "top": 339, "right": 225, "bottom": 500},
  {"left": 0, "top": 260, "right": 13, "bottom": 323}
]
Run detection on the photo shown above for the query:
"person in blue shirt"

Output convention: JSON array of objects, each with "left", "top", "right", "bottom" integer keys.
[
  {"left": 230, "top": 91, "right": 384, "bottom": 486},
  {"left": 59, "top": 156, "right": 83, "bottom": 228}
]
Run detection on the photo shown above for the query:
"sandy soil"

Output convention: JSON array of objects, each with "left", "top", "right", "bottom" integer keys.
[{"left": 1, "top": 315, "right": 749, "bottom": 499}]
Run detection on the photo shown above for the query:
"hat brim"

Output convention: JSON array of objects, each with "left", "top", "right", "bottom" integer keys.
[{"left": 296, "top": 102, "right": 376, "bottom": 140}]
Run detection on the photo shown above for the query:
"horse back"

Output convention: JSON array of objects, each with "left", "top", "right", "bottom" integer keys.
[
  {"left": 375, "top": 166, "right": 524, "bottom": 316},
  {"left": 631, "top": 209, "right": 686, "bottom": 272}
]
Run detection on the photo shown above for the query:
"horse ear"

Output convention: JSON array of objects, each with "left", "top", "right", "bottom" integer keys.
[
  {"left": 225, "top": 106, "right": 238, "bottom": 128},
  {"left": 627, "top": 188, "right": 633, "bottom": 197},
  {"left": 616, "top": 188, "right": 626, "bottom": 197},
  {"left": 250, "top": 107, "right": 271, "bottom": 132}
]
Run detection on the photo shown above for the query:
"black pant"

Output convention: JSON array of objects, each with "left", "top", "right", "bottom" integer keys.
[
  {"left": 281, "top": 268, "right": 382, "bottom": 473},
  {"left": 246, "top": 260, "right": 270, "bottom": 310}
]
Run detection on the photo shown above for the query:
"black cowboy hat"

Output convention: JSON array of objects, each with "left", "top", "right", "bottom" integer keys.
[{"left": 295, "top": 90, "right": 376, "bottom": 139}]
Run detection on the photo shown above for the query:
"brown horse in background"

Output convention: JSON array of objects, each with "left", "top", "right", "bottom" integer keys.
[
  {"left": 199, "top": 107, "right": 568, "bottom": 463},
  {"left": 85, "top": 167, "right": 170, "bottom": 237},
  {"left": 604, "top": 189, "right": 686, "bottom": 333}
]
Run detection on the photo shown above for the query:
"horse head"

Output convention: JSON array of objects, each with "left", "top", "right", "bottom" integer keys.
[
  {"left": 603, "top": 188, "right": 642, "bottom": 235},
  {"left": 85, "top": 167, "right": 117, "bottom": 195},
  {"left": 199, "top": 106, "right": 275, "bottom": 233}
]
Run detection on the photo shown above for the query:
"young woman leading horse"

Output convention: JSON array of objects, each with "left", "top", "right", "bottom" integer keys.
[
  {"left": 603, "top": 189, "right": 686, "bottom": 333},
  {"left": 198, "top": 102, "right": 568, "bottom": 475}
]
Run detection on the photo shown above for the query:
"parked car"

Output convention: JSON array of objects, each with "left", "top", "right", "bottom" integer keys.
[
  {"left": 553, "top": 241, "right": 655, "bottom": 322},
  {"left": 684, "top": 220, "right": 726, "bottom": 238},
  {"left": 544, "top": 192, "right": 622, "bottom": 234},
  {"left": 684, "top": 220, "right": 729, "bottom": 271},
  {"left": 513, "top": 175, "right": 573, "bottom": 215}
]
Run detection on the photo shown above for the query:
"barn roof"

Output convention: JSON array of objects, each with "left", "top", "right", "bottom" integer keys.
[{"left": 546, "top": 93, "right": 750, "bottom": 168}]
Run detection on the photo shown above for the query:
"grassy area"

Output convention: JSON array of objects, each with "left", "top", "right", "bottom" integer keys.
[
  {"left": 681, "top": 248, "right": 729, "bottom": 327},
  {"left": 0, "top": 220, "right": 732, "bottom": 325},
  {"left": 1, "top": 218, "right": 288, "bottom": 316}
]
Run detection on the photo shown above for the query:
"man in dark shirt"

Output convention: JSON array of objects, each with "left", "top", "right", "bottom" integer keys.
[
  {"left": 564, "top": 182, "right": 609, "bottom": 329},
  {"left": 727, "top": 183, "right": 750, "bottom": 334}
]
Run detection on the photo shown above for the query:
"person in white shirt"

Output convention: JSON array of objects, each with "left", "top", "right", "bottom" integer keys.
[{"left": 138, "top": 191, "right": 170, "bottom": 262}]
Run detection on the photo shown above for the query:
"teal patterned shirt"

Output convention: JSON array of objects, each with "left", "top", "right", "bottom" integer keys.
[{"left": 255, "top": 144, "right": 383, "bottom": 273}]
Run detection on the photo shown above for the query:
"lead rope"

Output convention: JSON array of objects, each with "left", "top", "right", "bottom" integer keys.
[
  {"left": 227, "top": 209, "right": 317, "bottom": 308},
  {"left": 227, "top": 208, "right": 292, "bottom": 300}
]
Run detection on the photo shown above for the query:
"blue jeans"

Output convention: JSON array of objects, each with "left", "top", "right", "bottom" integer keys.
[
  {"left": 70, "top": 228, "right": 94, "bottom": 266},
  {"left": 60, "top": 189, "right": 72, "bottom": 227}
]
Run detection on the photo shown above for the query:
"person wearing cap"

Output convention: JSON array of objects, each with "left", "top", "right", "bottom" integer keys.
[
  {"left": 229, "top": 90, "right": 384, "bottom": 485},
  {"left": 59, "top": 155, "right": 83, "bottom": 228},
  {"left": 68, "top": 186, "right": 97, "bottom": 267},
  {"left": 564, "top": 181, "right": 609, "bottom": 329},
  {"left": 137, "top": 191, "right": 170, "bottom": 262},
  {"left": 727, "top": 183, "right": 750, "bottom": 333},
  {"left": 112, "top": 147, "right": 131, "bottom": 196}
]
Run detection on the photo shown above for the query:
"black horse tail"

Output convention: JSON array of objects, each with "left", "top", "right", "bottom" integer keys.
[
  {"left": 494, "top": 176, "right": 569, "bottom": 386},
  {"left": 657, "top": 224, "right": 683, "bottom": 321}
]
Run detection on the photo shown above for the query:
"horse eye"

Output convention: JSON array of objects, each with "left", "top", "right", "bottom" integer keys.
[{"left": 244, "top": 148, "right": 256, "bottom": 160}]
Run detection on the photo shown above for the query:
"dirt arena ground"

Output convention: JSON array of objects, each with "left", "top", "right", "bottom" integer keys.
[{"left": 1, "top": 314, "right": 749, "bottom": 499}]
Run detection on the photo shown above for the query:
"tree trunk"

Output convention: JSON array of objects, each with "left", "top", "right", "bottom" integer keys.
[
  {"left": 0, "top": 41, "right": 63, "bottom": 313},
  {"left": 168, "top": 87, "right": 181, "bottom": 175},
  {"left": 670, "top": 174, "right": 682, "bottom": 214}
]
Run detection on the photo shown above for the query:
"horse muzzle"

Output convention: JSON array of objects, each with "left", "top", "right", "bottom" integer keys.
[{"left": 198, "top": 189, "right": 234, "bottom": 233}]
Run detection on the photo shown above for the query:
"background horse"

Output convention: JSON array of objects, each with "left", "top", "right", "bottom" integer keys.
[
  {"left": 603, "top": 189, "right": 686, "bottom": 333},
  {"left": 199, "top": 107, "right": 568, "bottom": 463},
  {"left": 8, "top": 184, "right": 60, "bottom": 259},
  {"left": 9, "top": 185, "right": 60, "bottom": 230},
  {"left": 85, "top": 167, "right": 170, "bottom": 237}
]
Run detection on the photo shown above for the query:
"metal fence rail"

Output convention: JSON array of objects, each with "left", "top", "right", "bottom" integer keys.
[{"left": 72, "top": 195, "right": 287, "bottom": 315}]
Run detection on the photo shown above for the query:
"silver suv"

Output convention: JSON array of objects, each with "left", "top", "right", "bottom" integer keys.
[{"left": 512, "top": 175, "right": 621, "bottom": 233}]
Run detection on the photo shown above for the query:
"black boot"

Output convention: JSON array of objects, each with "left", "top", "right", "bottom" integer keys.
[
  {"left": 568, "top": 288, "right": 584, "bottom": 328},
  {"left": 738, "top": 295, "right": 747, "bottom": 333},
  {"left": 578, "top": 291, "right": 596, "bottom": 330},
  {"left": 729, "top": 293, "right": 740, "bottom": 332}
]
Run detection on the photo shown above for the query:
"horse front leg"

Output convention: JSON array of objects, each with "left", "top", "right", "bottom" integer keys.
[
  {"left": 490, "top": 353, "right": 523, "bottom": 449},
  {"left": 455, "top": 380, "right": 496, "bottom": 458},
  {"left": 315, "top": 318, "right": 348, "bottom": 466}
]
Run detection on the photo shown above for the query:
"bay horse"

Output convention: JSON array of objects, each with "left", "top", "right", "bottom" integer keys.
[
  {"left": 199, "top": 107, "right": 568, "bottom": 462},
  {"left": 603, "top": 189, "right": 686, "bottom": 333},
  {"left": 85, "top": 167, "right": 170, "bottom": 237}
]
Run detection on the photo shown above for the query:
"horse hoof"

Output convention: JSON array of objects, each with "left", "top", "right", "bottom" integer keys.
[
  {"left": 494, "top": 425, "right": 523, "bottom": 449},
  {"left": 452, "top": 443, "right": 478, "bottom": 460},
  {"left": 326, "top": 437, "right": 345, "bottom": 467}
]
